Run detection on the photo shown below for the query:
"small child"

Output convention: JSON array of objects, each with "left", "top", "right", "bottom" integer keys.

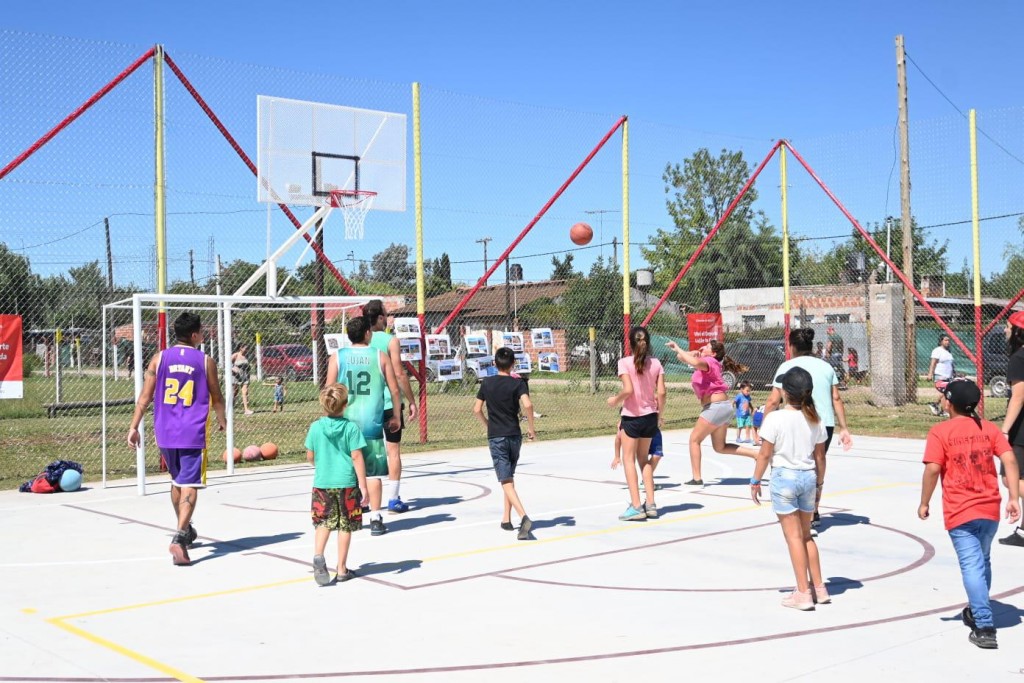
[
  {"left": 612, "top": 424, "right": 664, "bottom": 517},
  {"left": 846, "top": 348, "right": 860, "bottom": 385},
  {"left": 305, "top": 384, "right": 369, "bottom": 586},
  {"left": 272, "top": 376, "right": 287, "bottom": 413},
  {"left": 752, "top": 405, "right": 765, "bottom": 445},
  {"left": 474, "top": 347, "right": 537, "bottom": 540},
  {"left": 733, "top": 382, "right": 755, "bottom": 443},
  {"left": 918, "top": 378, "right": 1020, "bottom": 649}
]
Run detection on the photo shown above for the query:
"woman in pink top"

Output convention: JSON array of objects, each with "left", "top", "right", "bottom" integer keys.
[
  {"left": 608, "top": 327, "right": 666, "bottom": 521},
  {"left": 667, "top": 339, "right": 758, "bottom": 485}
]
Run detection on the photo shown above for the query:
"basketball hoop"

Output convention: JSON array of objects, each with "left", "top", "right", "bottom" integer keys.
[{"left": 329, "top": 189, "right": 377, "bottom": 240}]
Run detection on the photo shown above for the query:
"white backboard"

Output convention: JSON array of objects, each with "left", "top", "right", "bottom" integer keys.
[{"left": 257, "top": 95, "right": 406, "bottom": 211}]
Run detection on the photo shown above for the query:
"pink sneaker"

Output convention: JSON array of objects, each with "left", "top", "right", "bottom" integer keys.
[
  {"left": 781, "top": 589, "right": 815, "bottom": 611},
  {"left": 813, "top": 583, "right": 831, "bottom": 604}
]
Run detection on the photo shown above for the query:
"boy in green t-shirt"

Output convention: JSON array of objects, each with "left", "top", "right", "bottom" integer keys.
[{"left": 305, "top": 383, "right": 369, "bottom": 586}]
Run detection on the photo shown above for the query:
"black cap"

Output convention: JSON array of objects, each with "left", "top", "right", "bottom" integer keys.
[
  {"left": 944, "top": 378, "right": 981, "bottom": 413},
  {"left": 775, "top": 366, "right": 814, "bottom": 396}
]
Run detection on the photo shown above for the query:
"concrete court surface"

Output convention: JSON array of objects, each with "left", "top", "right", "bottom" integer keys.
[{"left": 3, "top": 431, "right": 1024, "bottom": 682}]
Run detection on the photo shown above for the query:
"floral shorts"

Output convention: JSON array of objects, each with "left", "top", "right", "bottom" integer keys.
[{"left": 311, "top": 487, "right": 363, "bottom": 532}]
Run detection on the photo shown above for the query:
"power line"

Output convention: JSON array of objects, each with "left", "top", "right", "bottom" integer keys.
[{"left": 905, "top": 52, "right": 1024, "bottom": 167}]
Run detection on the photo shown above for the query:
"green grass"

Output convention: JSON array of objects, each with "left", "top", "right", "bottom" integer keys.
[{"left": 0, "top": 375, "right": 957, "bottom": 488}]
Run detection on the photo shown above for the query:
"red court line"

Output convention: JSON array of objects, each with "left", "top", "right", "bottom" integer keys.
[{"left": 496, "top": 520, "right": 934, "bottom": 593}]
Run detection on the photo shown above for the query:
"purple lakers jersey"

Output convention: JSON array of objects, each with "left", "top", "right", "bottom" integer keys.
[{"left": 154, "top": 345, "right": 210, "bottom": 449}]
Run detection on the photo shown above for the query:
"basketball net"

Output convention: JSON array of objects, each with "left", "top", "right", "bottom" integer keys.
[{"left": 329, "top": 190, "right": 377, "bottom": 240}]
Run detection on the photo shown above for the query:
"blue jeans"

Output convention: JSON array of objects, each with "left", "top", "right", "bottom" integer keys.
[{"left": 948, "top": 519, "right": 998, "bottom": 628}]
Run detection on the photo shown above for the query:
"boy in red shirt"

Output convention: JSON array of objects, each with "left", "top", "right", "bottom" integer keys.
[{"left": 919, "top": 378, "right": 1020, "bottom": 649}]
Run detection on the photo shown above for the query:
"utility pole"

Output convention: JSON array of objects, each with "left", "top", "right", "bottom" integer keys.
[
  {"left": 476, "top": 237, "right": 492, "bottom": 286},
  {"left": 584, "top": 209, "right": 619, "bottom": 258},
  {"left": 189, "top": 249, "right": 195, "bottom": 287},
  {"left": 347, "top": 250, "right": 356, "bottom": 275},
  {"left": 612, "top": 236, "right": 618, "bottom": 266},
  {"left": 897, "top": 34, "right": 916, "bottom": 403},
  {"left": 104, "top": 217, "right": 114, "bottom": 293}
]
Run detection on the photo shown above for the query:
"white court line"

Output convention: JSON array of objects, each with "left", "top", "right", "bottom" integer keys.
[{"left": 0, "top": 556, "right": 168, "bottom": 568}]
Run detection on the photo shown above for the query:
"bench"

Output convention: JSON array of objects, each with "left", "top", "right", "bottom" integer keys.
[{"left": 44, "top": 398, "right": 135, "bottom": 419}]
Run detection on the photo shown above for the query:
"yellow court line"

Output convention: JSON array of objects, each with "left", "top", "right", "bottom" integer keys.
[
  {"left": 53, "top": 481, "right": 911, "bottom": 623},
  {"left": 57, "top": 576, "right": 308, "bottom": 621},
  {"left": 48, "top": 617, "right": 204, "bottom": 683}
]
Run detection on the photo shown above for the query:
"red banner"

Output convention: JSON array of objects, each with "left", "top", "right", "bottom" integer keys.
[
  {"left": 687, "top": 313, "right": 723, "bottom": 350},
  {"left": 0, "top": 314, "right": 24, "bottom": 399}
]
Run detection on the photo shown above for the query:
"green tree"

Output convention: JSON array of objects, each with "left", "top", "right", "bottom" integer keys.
[
  {"left": 562, "top": 257, "right": 623, "bottom": 370},
  {"left": 642, "top": 148, "right": 786, "bottom": 312},
  {"left": 371, "top": 243, "right": 415, "bottom": 291},
  {"left": 0, "top": 244, "right": 46, "bottom": 329},
  {"left": 424, "top": 253, "right": 453, "bottom": 297},
  {"left": 62, "top": 261, "right": 107, "bottom": 329},
  {"left": 550, "top": 253, "right": 579, "bottom": 280},
  {"left": 808, "top": 219, "right": 949, "bottom": 286}
]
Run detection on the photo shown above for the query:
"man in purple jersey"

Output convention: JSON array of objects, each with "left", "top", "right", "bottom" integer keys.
[{"left": 128, "top": 312, "right": 226, "bottom": 566}]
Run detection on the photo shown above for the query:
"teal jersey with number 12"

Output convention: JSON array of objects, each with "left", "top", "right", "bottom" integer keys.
[{"left": 335, "top": 347, "right": 386, "bottom": 441}]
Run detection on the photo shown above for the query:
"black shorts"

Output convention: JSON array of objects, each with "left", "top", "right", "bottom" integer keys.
[
  {"left": 620, "top": 413, "right": 659, "bottom": 439},
  {"left": 383, "top": 404, "right": 405, "bottom": 444},
  {"left": 1000, "top": 444, "right": 1024, "bottom": 478},
  {"left": 824, "top": 426, "right": 835, "bottom": 453}
]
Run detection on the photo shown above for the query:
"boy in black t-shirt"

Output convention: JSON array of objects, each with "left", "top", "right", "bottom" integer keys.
[{"left": 474, "top": 347, "right": 537, "bottom": 540}]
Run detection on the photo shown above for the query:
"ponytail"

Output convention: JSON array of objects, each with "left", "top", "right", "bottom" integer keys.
[
  {"left": 788, "top": 388, "right": 820, "bottom": 425},
  {"left": 710, "top": 340, "right": 748, "bottom": 374},
  {"left": 629, "top": 326, "right": 651, "bottom": 375}
]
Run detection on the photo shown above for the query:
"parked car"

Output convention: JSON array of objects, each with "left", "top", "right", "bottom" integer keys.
[
  {"left": 720, "top": 340, "right": 787, "bottom": 390},
  {"left": 982, "top": 330, "right": 1010, "bottom": 398},
  {"left": 261, "top": 344, "right": 314, "bottom": 380}
]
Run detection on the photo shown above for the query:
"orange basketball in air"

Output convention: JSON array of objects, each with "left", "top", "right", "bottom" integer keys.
[{"left": 570, "top": 222, "right": 593, "bottom": 246}]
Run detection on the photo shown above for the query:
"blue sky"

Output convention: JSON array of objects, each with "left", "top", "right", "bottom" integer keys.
[{"left": 2, "top": 1, "right": 1023, "bottom": 289}]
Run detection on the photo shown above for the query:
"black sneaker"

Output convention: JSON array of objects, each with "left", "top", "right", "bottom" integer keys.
[
  {"left": 370, "top": 518, "right": 387, "bottom": 536},
  {"left": 998, "top": 530, "right": 1024, "bottom": 547},
  {"left": 684, "top": 479, "right": 704, "bottom": 486},
  {"left": 811, "top": 512, "right": 821, "bottom": 529},
  {"left": 169, "top": 531, "right": 191, "bottom": 566},
  {"left": 185, "top": 523, "right": 198, "bottom": 548},
  {"left": 962, "top": 606, "right": 976, "bottom": 630},
  {"left": 517, "top": 516, "right": 533, "bottom": 541},
  {"left": 969, "top": 627, "right": 998, "bottom": 649},
  {"left": 500, "top": 521, "right": 515, "bottom": 531}
]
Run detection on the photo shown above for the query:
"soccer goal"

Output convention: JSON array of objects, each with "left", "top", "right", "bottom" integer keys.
[{"left": 102, "top": 293, "right": 370, "bottom": 494}]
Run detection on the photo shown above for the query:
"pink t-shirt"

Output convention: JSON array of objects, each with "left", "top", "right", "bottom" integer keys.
[
  {"left": 617, "top": 356, "right": 664, "bottom": 417},
  {"left": 691, "top": 355, "right": 729, "bottom": 401}
]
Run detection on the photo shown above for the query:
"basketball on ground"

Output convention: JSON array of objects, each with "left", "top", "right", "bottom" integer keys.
[
  {"left": 260, "top": 442, "right": 279, "bottom": 460},
  {"left": 222, "top": 447, "right": 242, "bottom": 463},
  {"left": 242, "top": 445, "right": 262, "bottom": 462},
  {"left": 570, "top": 222, "right": 593, "bottom": 246}
]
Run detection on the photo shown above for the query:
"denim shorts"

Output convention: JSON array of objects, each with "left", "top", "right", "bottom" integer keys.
[
  {"left": 769, "top": 467, "right": 818, "bottom": 515},
  {"left": 488, "top": 435, "right": 522, "bottom": 482}
]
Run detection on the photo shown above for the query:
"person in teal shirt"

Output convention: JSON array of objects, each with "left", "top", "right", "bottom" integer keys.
[
  {"left": 326, "top": 316, "right": 400, "bottom": 537},
  {"left": 364, "top": 299, "right": 418, "bottom": 514}
]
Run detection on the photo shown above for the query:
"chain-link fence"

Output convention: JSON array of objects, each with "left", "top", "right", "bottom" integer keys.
[{"left": 2, "top": 30, "right": 1023, "bottom": 487}]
